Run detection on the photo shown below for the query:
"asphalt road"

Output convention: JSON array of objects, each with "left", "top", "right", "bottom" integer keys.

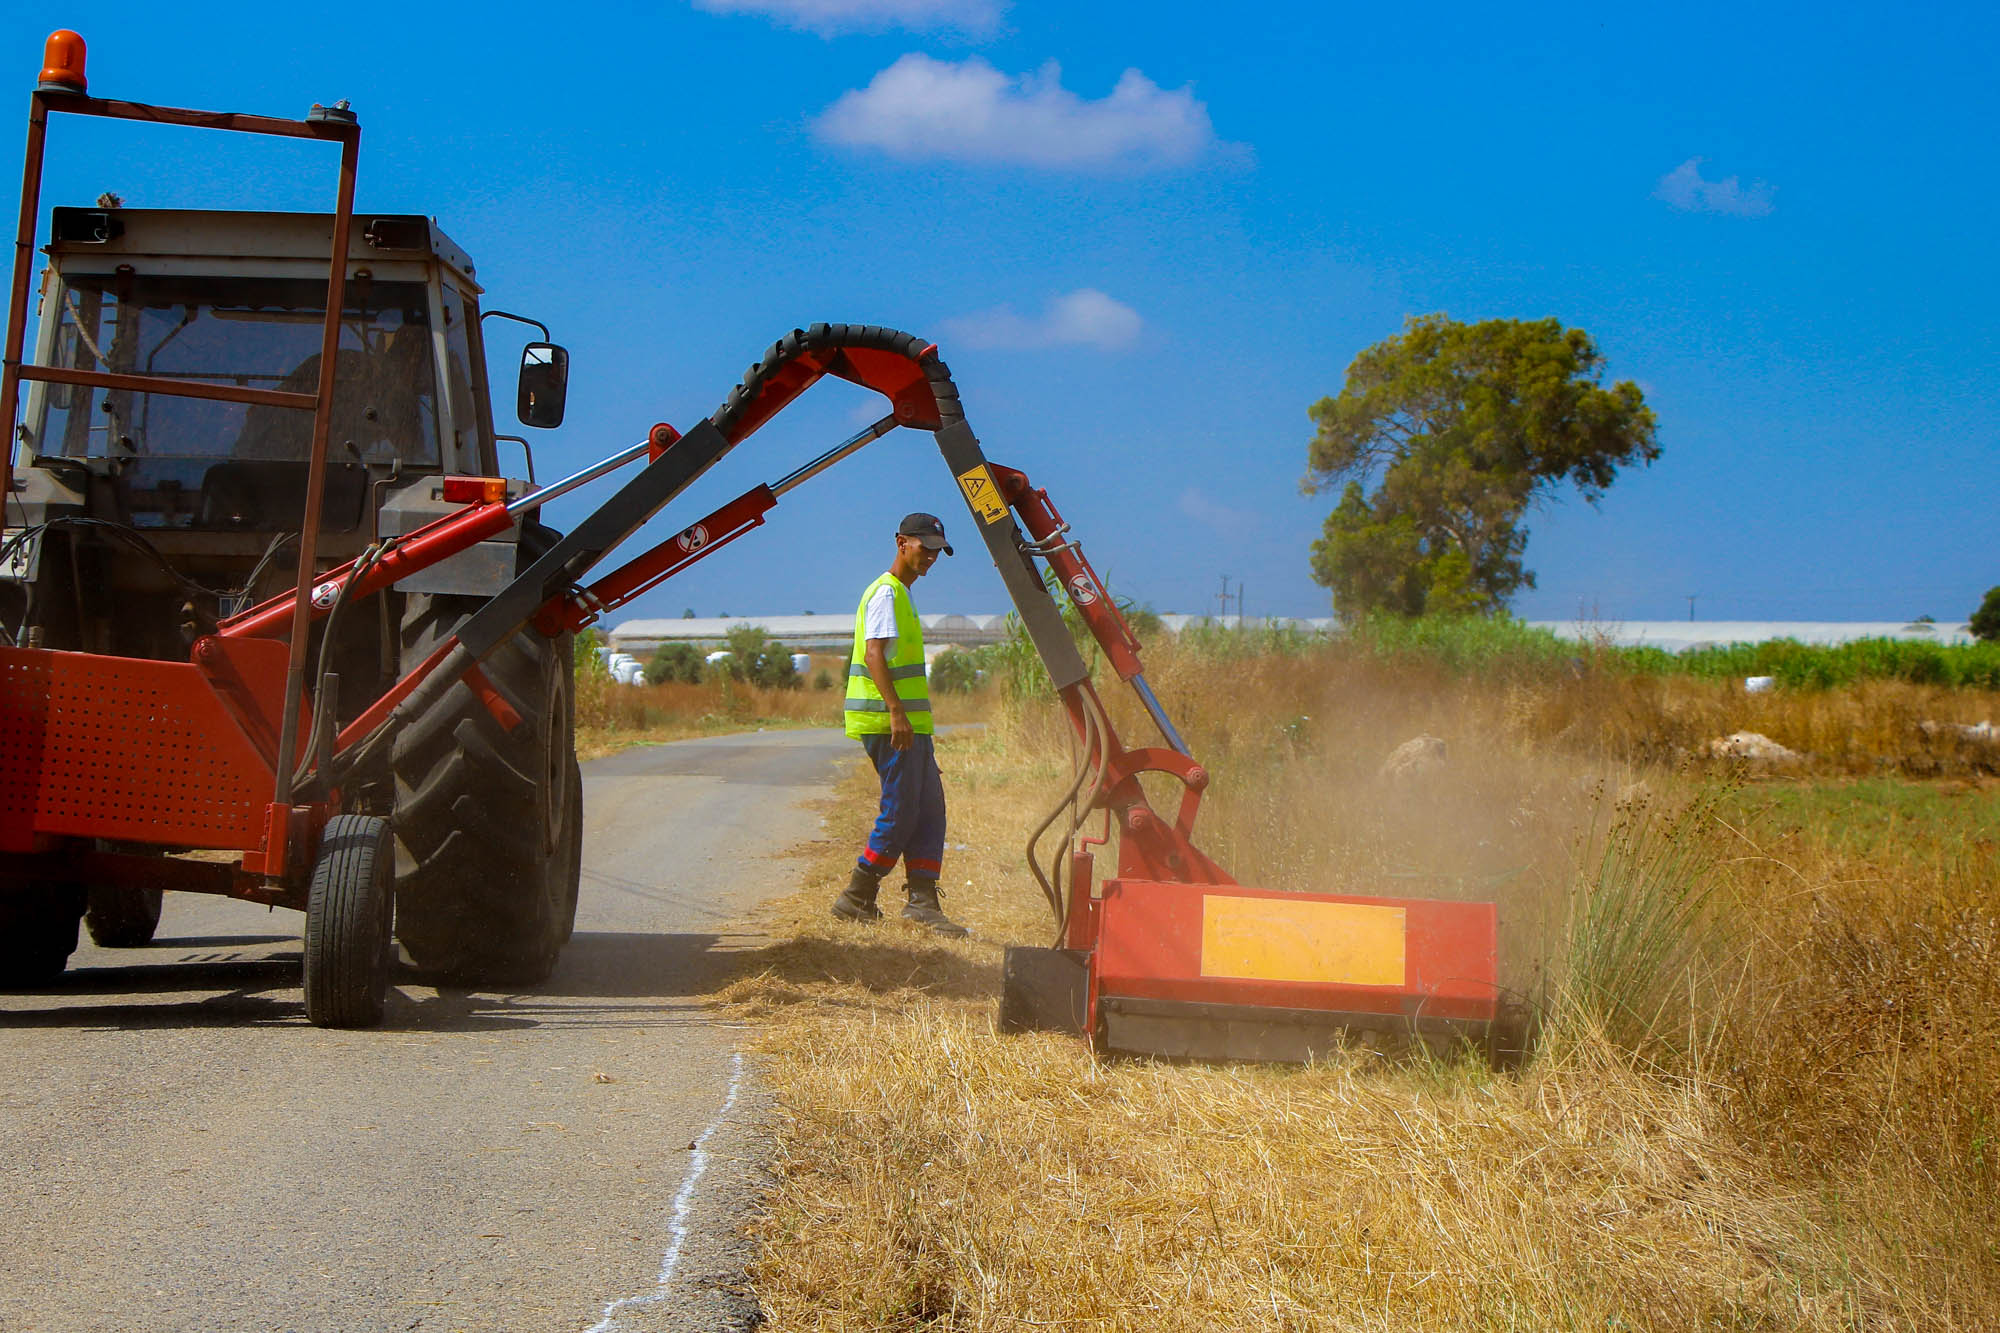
[{"left": 0, "top": 728, "right": 853, "bottom": 1333}]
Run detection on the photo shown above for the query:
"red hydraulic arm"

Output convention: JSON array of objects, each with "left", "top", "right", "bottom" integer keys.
[{"left": 8, "top": 315, "right": 1230, "bottom": 908}]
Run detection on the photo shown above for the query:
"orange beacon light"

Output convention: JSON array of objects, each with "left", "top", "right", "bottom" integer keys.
[{"left": 38, "top": 30, "right": 87, "bottom": 94}]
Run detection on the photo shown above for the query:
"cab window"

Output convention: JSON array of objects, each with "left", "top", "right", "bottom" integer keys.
[{"left": 439, "top": 283, "right": 484, "bottom": 470}]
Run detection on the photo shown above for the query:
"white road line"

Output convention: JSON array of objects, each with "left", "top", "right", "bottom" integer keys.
[{"left": 585, "top": 1051, "right": 747, "bottom": 1333}]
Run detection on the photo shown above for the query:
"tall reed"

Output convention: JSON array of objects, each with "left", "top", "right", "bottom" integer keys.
[{"left": 1559, "top": 783, "right": 1728, "bottom": 1053}]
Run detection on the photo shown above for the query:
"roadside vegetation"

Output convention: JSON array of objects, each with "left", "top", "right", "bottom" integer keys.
[
  {"left": 572, "top": 623, "right": 982, "bottom": 754},
  {"left": 716, "top": 621, "right": 1999, "bottom": 1330},
  {"left": 574, "top": 670, "right": 831, "bottom": 755},
  {"left": 578, "top": 613, "right": 2000, "bottom": 760},
  {"left": 938, "top": 613, "right": 2000, "bottom": 694},
  {"left": 572, "top": 625, "right": 820, "bottom": 753}
]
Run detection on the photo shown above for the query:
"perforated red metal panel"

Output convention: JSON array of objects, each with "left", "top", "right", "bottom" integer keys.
[{"left": 0, "top": 646, "right": 273, "bottom": 850}]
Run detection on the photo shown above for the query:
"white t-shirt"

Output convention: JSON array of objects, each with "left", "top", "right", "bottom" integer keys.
[{"left": 863, "top": 579, "right": 900, "bottom": 642}]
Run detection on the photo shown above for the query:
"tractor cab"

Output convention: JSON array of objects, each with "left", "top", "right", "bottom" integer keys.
[
  {"left": 16, "top": 208, "right": 506, "bottom": 537},
  {"left": 5, "top": 207, "right": 566, "bottom": 660}
]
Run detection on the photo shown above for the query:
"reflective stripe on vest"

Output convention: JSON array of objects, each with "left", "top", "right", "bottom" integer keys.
[
  {"left": 844, "top": 572, "right": 932, "bottom": 737},
  {"left": 848, "top": 663, "right": 928, "bottom": 680}
]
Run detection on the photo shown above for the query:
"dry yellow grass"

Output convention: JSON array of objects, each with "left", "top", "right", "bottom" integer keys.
[
  {"left": 748, "top": 1011, "right": 1916, "bottom": 1330},
  {"left": 693, "top": 650, "right": 1998, "bottom": 1329},
  {"left": 574, "top": 667, "right": 990, "bottom": 758}
]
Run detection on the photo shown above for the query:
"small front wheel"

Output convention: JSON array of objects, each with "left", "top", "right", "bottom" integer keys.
[
  {"left": 303, "top": 815, "right": 395, "bottom": 1028},
  {"left": 84, "top": 884, "right": 164, "bottom": 948}
]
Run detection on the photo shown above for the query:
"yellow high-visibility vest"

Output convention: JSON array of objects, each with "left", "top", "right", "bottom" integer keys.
[{"left": 844, "top": 572, "right": 931, "bottom": 738}]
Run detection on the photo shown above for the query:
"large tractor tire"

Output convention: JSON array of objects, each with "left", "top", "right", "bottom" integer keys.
[
  {"left": 84, "top": 884, "right": 164, "bottom": 948},
  {"left": 303, "top": 814, "right": 395, "bottom": 1028},
  {"left": 557, "top": 757, "right": 583, "bottom": 948},
  {"left": 390, "top": 531, "right": 580, "bottom": 986},
  {"left": 0, "top": 884, "right": 87, "bottom": 987}
]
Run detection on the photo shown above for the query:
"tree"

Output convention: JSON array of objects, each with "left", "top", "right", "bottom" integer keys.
[
  {"left": 929, "top": 648, "right": 982, "bottom": 695},
  {"left": 1304, "top": 314, "right": 1659, "bottom": 620},
  {"left": 1971, "top": 587, "right": 2000, "bottom": 642},
  {"left": 644, "top": 642, "right": 706, "bottom": 685},
  {"left": 720, "top": 623, "right": 801, "bottom": 689}
]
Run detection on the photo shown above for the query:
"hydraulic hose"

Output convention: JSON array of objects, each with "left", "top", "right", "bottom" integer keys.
[
  {"left": 292, "top": 536, "right": 394, "bottom": 794},
  {"left": 1024, "top": 688, "right": 1115, "bottom": 945},
  {"left": 1024, "top": 700, "right": 1095, "bottom": 929}
]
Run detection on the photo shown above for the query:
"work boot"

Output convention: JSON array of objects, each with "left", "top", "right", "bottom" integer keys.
[
  {"left": 901, "top": 876, "right": 969, "bottom": 938},
  {"left": 831, "top": 865, "right": 884, "bottom": 923}
]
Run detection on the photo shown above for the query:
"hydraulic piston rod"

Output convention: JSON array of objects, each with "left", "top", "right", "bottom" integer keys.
[
  {"left": 1131, "top": 674, "right": 1189, "bottom": 755},
  {"left": 771, "top": 414, "right": 899, "bottom": 497},
  {"left": 507, "top": 439, "right": 651, "bottom": 515}
]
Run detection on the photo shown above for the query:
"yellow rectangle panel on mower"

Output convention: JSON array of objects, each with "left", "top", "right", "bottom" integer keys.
[
  {"left": 1094, "top": 880, "right": 1496, "bottom": 1022},
  {"left": 1200, "top": 895, "right": 1407, "bottom": 987}
]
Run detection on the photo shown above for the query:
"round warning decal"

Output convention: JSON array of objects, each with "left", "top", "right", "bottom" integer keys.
[
  {"left": 677, "top": 524, "right": 709, "bottom": 554},
  {"left": 1068, "top": 574, "right": 1099, "bottom": 606},
  {"left": 311, "top": 581, "right": 341, "bottom": 609}
]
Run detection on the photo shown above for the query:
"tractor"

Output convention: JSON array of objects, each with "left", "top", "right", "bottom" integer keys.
[
  {"left": 1, "top": 33, "right": 581, "bottom": 1004},
  {"left": 4, "top": 32, "right": 1510, "bottom": 1060}
]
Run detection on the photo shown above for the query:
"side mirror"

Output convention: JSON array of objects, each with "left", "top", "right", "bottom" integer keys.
[{"left": 517, "top": 342, "right": 569, "bottom": 429}]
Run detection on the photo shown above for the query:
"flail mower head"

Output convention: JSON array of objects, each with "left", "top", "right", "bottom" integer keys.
[
  {"left": 972, "top": 480, "right": 1522, "bottom": 1066},
  {"left": 1001, "top": 881, "right": 1523, "bottom": 1066}
]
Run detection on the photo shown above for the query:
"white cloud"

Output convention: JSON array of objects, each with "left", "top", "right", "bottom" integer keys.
[
  {"left": 942, "top": 289, "right": 1143, "bottom": 352},
  {"left": 815, "top": 55, "right": 1228, "bottom": 171},
  {"left": 691, "top": 0, "right": 1004, "bottom": 36},
  {"left": 1178, "top": 487, "right": 1256, "bottom": 537},
  {"left": 1653, "top": 157, "right": 1775, "bottom": 217}
]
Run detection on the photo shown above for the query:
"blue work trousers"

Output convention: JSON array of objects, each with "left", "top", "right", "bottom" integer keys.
[{"left": 857, "top": 732, "right": 946, "bottom": 880}]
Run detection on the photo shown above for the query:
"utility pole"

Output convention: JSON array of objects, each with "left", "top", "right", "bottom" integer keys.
[
  {"left": 1217, "top": 573, "right": 1236, "bottom": 623},
  {"left": 1686, "top": 594, "right": 1697, "bottom": 622}
]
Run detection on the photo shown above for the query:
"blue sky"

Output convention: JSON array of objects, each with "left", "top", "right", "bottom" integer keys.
[{"left": 6, "top": 2, "right": 1995, "bottom": 622}]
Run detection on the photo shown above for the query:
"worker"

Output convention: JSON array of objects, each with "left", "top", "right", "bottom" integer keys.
[{"left": 832, "top": 512, "right": 968, "bottom": 937}]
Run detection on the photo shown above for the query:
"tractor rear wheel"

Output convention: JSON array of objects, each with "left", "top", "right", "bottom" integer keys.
[
  {"left": 0, "top": 884, "right": 86, "bottom": 987},
  {"left": 84, "top": 884, "right": 164, "bottom": 948},
  {"left": 303, "top": 814, "right": 395, "bottom": 1028},
  {"left": 389, "top": 531, "right": 580, "bottom": 986}
]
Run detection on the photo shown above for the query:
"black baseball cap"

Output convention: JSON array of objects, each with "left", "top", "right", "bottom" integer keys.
[{"left": 898, "top": 512, "right": 953, "bottom": 556}]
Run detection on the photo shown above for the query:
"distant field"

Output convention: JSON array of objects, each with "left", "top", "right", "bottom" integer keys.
[{"left": 712, "top": 627, "right": 1998, "bottom": 1330}]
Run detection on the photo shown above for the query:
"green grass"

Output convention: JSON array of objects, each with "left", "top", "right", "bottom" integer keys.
[
  {"left": 1338, "top": 615, "right": 2000, "bottom": 688},
  {"left": 1635, "top": 635, "right": 2000, "bottom": 689},
  {"left": 962, "top": 611, "right": 2000, "bottom": 704},
  {"left": 1720, "top": 775, "right": 2000, "bottom": 858},
  {"left": 1346, "top": 614, "right": 1577, "bottom": 675}
]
